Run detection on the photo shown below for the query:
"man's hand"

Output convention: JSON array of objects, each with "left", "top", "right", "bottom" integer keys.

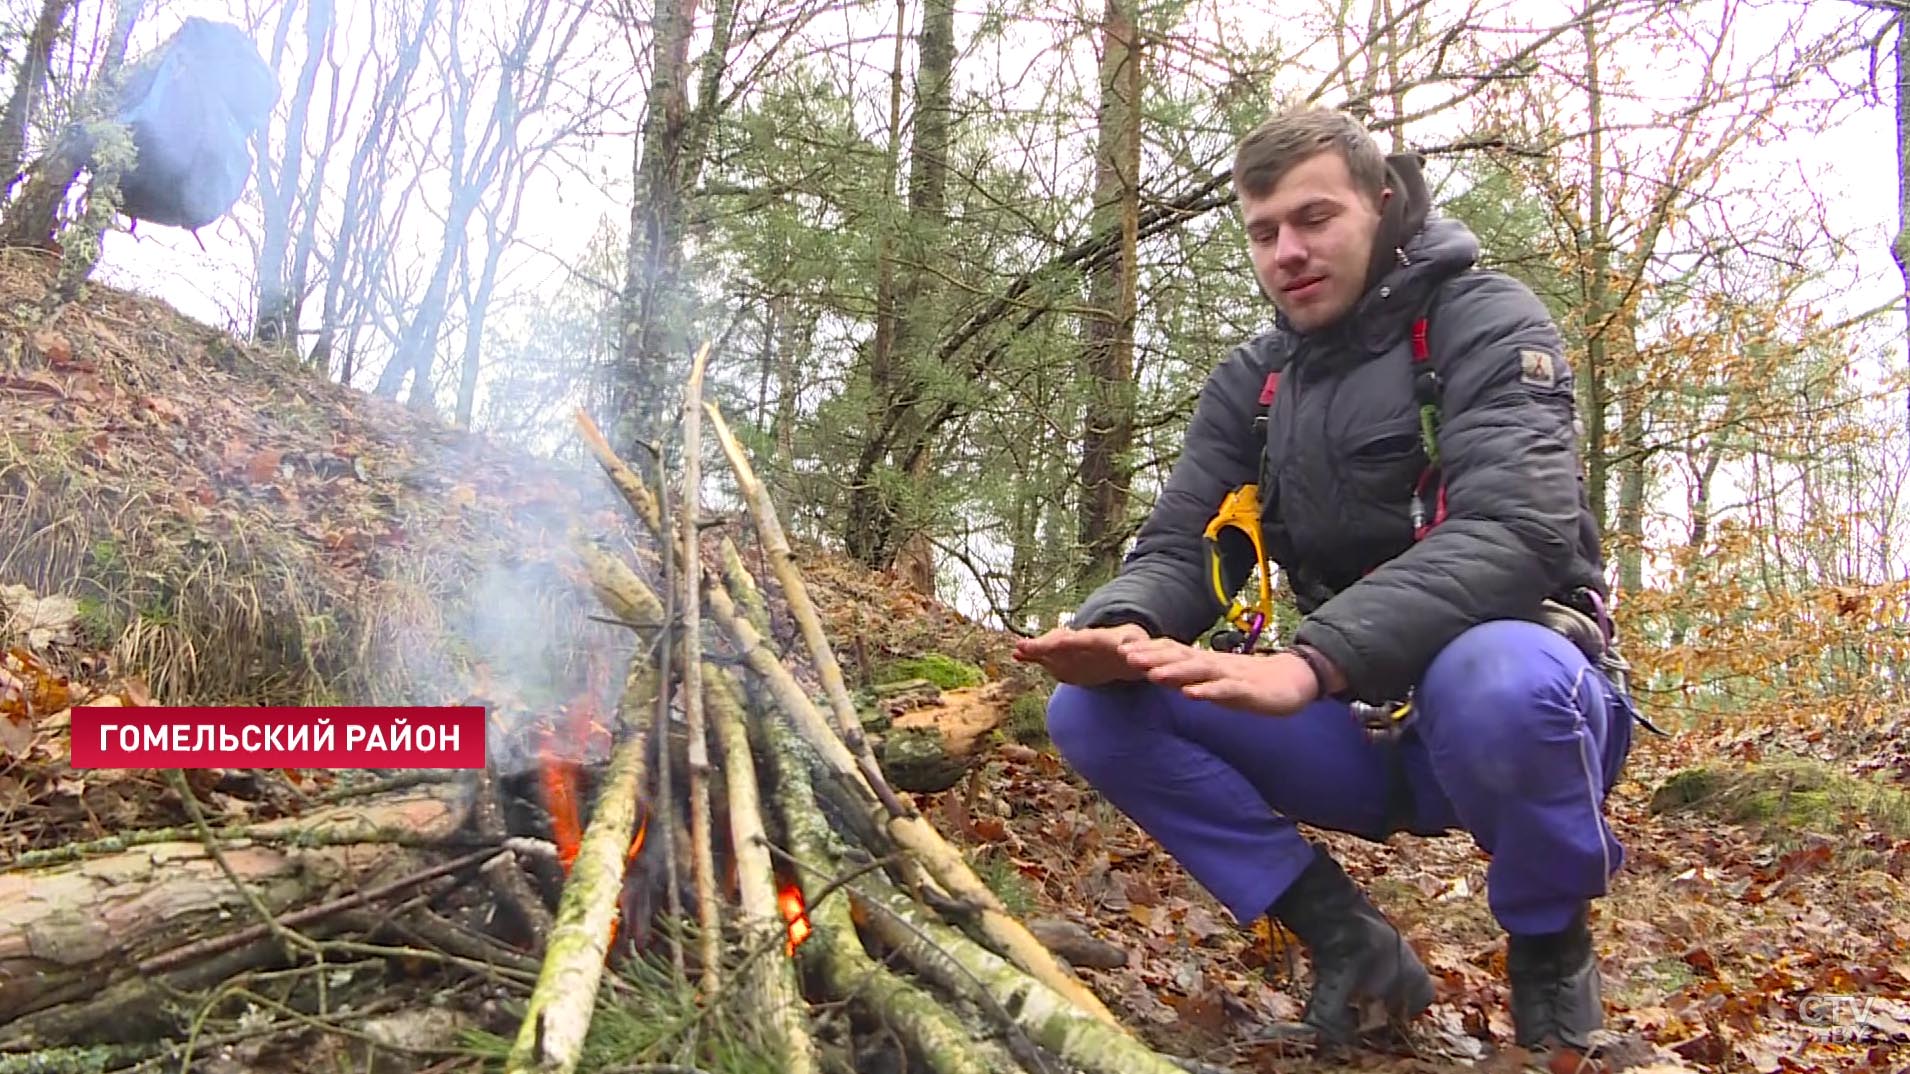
[
  {"left": 1012, "top": 624, "right": 1151, "bottom": 687},
  {"left": 1117, "top": 637, "right": 1322, "bottom": 716}
]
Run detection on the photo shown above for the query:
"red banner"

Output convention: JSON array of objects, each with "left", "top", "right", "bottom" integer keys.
[{"left": 69, "top": 707, "right": 487, "bottom": 769}]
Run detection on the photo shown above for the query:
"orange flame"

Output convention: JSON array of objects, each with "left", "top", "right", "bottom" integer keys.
[
  {"left": 540, "top": 665, "right": 613, "bottom": 875},
  {"left": 777, "top": 882, "right": 812, "bottom": 956},
  {"left": 540, "top": 729, "right": 583, "bottom": 873}
]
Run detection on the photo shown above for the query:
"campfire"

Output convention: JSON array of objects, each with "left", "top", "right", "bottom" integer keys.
[
  {"left": 460, "top": 361, "right": 1195, "bottom": 1074},
  {"left": 0, "top": 351, "right": 1207, "bottom": 1074}
]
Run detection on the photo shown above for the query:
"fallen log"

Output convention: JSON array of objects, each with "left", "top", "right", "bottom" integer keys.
[{"left": 0, "top": 786, "right": 468, "bottom": 1027}]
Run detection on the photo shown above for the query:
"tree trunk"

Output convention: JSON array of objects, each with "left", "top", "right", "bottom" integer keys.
[
  {"left": 844, "top": 0, "right": 955, "bottom": 575},
  {"left": 0, "top": 0, "right": 77, "bottom": 195},
  {"left": 254, "top": 0, "right": 334, "bottom": 345},
  {"left": 1615, "top": 386, "right": 1647, "bottom": 595},
  {"left": 0, "top": 0, "right": 146, "bottom": 250},
  {"left": 614, "top": 0, "right": 698, "bottom": 457},
  {"left": 1579, "top": 5, "right": 1612, "bottom": 535},
  {"left": 1074, "top": 0, "right": 1143, "bottom": 598},
  {"left": 852, "top": 0, "right": 910, "bottom": 568}
]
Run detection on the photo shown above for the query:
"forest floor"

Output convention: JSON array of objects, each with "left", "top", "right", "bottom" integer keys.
[{"left": 811, "top": 559, "right": 1910, "bottom": 1074}]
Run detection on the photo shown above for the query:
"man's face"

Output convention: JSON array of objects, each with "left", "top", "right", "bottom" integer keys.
[{"left": 1239, "top": 150, "right": 1388, "bottom": 333}]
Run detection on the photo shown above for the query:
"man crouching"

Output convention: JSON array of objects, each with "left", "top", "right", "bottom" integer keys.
[{"left": 1015, "top": 106, "right": 1637, "bottom": 1061}]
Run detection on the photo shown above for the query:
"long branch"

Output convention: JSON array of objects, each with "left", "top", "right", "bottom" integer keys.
[
  {"left": 705, "top": 399, "right": 909, "bottom": 818},
  {"left": 681, "top": 342, "right": 722, "bottom": 988},
  {"left": 706, "top": 666, "right": 819, "bottom": 1074}
]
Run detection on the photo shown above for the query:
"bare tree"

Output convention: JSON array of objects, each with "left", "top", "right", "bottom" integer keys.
[
  {"left": 0, "top": 0, "right": 80, "bottom": 195},
  {"left": 368, "top": 0, "right": 594, "bottom": 412},
  {"left": 253, "top": 0, "right": 337, "bottom": 345}
]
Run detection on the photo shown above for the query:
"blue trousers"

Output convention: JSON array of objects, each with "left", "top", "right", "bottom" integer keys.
[{"left": 1046, "top": 620, "right": 1634, "bottom": 936}]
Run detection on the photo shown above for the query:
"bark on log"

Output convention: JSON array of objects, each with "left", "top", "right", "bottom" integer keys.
[
  {"left": 858, "top": 872, "right": 1190, "bottom": 1074},
  {"left": 704, "top": 401, "right": 907, "bottom": 815},
  {"left": 759, "top": 709, "right": 1014, "bottom": 1074},
  {"left": 0, "top": 788, "right": 465, "bottom": 1026},
  {"left": 719, "top": 535, "right": 773, "bottom": 638},
  {"left": 879, "top": 724, "right": 975, "bottom": 794},
  {"left": 706, "top": 666, "right": 818, "bottom": 1074},
  {"left": 505, "top": 652, "right": 657, "bottom": 1074},
  {"left": 680, "top": 342, "right": 722, "bottom": 988}
]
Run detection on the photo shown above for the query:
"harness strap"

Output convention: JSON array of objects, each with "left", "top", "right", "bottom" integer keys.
[{"left": 1408, "top": 316, "right": 1447, "bottom": 538}]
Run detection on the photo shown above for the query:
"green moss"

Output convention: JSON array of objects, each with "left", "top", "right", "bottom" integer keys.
[
  {"left": 1005, "top": 688, "right": 1050, "bottom": 746},
  {"left": 73, "top": 596, "right": 121, "bottom": 647},
  {"left": 878, "top": 726, "right": 967, "bottom": 793},
  {"left": 875, "top": 652, "right": 983, "bottom": 690},
  {"left": 1649, "top": 756, "right": 1910, "bottom": 839}
]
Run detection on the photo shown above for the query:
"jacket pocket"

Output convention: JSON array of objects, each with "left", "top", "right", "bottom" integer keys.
[{"left": 1343, "top": 425, "right": 1424, "bottom": 501}]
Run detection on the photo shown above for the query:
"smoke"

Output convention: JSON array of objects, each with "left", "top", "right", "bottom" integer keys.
[{"left": 363, "top": 429, "right": 650, "bottom": 777}]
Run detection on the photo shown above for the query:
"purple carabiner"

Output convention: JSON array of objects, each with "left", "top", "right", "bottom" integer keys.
[
  {"left": 1583, "top": 588, "right": 1614, "bottom": 646},
  {"left": 1243, "top": 610, "right": 1267, "bottom": 651}
]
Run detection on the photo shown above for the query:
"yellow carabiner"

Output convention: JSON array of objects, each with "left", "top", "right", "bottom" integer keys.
[{"left": 1203, "top": 484, "right": 1273, "bottom": 637}]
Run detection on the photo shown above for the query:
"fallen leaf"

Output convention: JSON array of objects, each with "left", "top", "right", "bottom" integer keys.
[
  {"left": 1181, "top": 906, "right": 1226, "bottom": 944},
  {"left": 143, "top": 395, "right": 186, "bottom": 423},
  {"left": 969, "top": 815, "right": 1009, "bottom": 843},
  {"left": 31, "top": 330, "right": 72, "bottom": 365},
  {"left": 246, "top": 448, "right": 284, "bottom": 484},
  {"left": 0, "top": 712, "right": 32, "bottom": 758}
]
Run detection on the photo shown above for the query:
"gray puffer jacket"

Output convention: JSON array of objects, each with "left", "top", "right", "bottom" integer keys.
[{"left": 1072, "top": 216, "right": 1606, "bottom": 704}]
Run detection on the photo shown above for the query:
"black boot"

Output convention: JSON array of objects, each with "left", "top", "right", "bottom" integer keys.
[
  {"left": 1267, "top": 847, "right": 1435, "bottom": 1047},
  {"left": 1507, "top": 905, "right": 1603, "bottom": 1052}
]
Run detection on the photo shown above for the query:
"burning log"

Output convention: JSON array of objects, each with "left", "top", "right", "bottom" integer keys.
[
  {"left": 504, "top": 654, "right": 656, "bottom": 1074},
  {"left": 706, "top": 666, "right": 818, "bottom": 1074}
]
